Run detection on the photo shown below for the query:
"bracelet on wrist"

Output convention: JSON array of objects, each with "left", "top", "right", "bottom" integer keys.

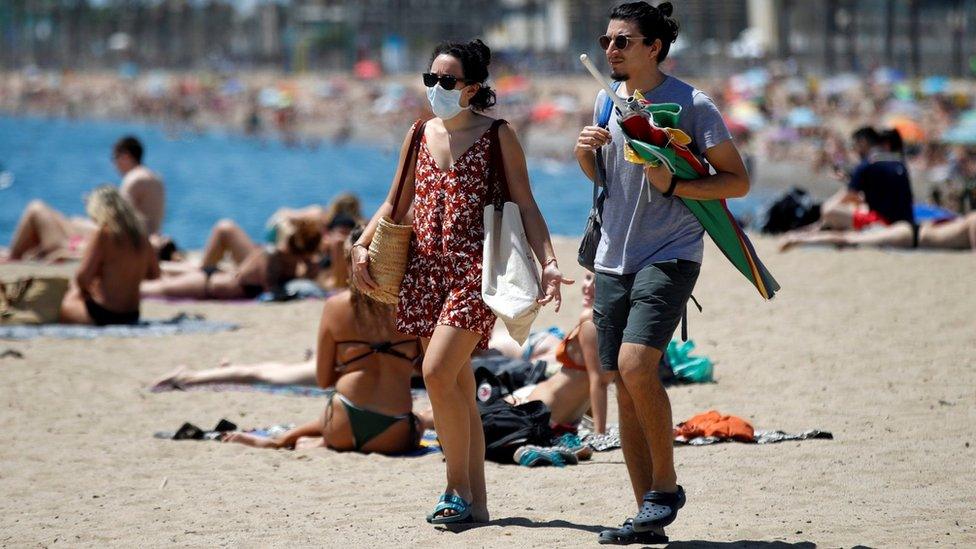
[
  {"left": 662, "top": 178, "right": 678, "bottom": 198},
  {"left": 542, "top": 257, "right": 558, "bottom": 269}
]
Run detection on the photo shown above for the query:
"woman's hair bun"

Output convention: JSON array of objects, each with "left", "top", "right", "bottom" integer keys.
[
  {"left": 657, "top": 2, "right": 673, "bottom": 17},
  {"left": 469, "top": 39, "right": 491, "bottom": 67}
]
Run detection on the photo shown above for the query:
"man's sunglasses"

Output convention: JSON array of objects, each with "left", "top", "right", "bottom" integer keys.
[
  {"left": 422, "top": 72, "right": 468, "bottom": 90},
  {"left": 599, "top": 34, "right": 647, "bottom": 50}
]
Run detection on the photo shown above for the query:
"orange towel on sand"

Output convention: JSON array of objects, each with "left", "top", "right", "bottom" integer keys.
[{"left": 674, "top": 410, "right": 755, "bottom": 442}]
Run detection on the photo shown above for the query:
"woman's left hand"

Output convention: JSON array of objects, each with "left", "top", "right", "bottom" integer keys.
[{"left": 538, "top": 262, "right": 574, "bottom": 312}]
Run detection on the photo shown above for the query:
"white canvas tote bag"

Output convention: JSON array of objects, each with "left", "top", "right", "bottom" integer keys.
[{"left": 482, "top": 201, "right": 541, "bottom": 344}]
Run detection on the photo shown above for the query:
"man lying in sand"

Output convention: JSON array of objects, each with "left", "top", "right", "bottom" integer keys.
[
  {"left": 60, "top": 186, "right": 160, "bottom": 326},
  {"left": 141, "top": 218, "right": 321, "bottom": 300},
  {"left": 780, "top": 213, "right": 976, "bottom": 252},
  {"left": 5, "top": 136, "right": 165, "bottom": 262}
]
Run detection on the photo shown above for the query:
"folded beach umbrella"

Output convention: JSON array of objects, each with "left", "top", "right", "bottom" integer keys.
[{"left": 620, "top": 97, "right": 780, "bottom": 300}]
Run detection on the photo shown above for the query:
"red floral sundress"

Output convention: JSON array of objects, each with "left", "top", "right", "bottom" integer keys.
[{"left": 395, "top": 124, "right": 499, "bottom": 349}]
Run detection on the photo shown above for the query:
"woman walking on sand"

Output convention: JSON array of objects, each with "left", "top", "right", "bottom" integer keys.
[{"left": 351, "top": 39, "right": 572, "bottom": 524}]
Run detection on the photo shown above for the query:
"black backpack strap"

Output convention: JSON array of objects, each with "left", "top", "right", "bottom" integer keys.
[{"left": 680, "top": 294, "right": 703, "bottom": 342}]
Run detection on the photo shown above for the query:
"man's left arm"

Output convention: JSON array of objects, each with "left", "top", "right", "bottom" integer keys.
[{"left": 644, "top": 140, "right": 750, "bottom": 200}]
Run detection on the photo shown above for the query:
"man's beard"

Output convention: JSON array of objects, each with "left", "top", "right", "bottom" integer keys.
[{"left": 610, "top": 69, "right": 629, "bottom": 82}]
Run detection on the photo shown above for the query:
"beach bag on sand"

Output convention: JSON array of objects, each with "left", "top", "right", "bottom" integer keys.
[
  {"left": 0, "top": 277, "right": 69, "bottom": 325},
  {"left": 759, "top": 187, "right": 821, "bottom": 234},
  {"left": 473, "top": 359, "right": 549, "bottom": 403},
  {"left": 479, "top": 399, "right": 554, "bottom": 463},
  {"left": 364, "top": 120, "right": 427, "bottom": 304},
  {"left": 482, "top": 120, "right": 542, "bottom": 345}
]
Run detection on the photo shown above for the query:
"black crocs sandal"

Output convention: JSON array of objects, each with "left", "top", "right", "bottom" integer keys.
[
  {"left": 598, "top": 518, "right": 668, "bottom": 545},
  {"left": 632, "top": 485, "right": 686, "bottom": 532}
]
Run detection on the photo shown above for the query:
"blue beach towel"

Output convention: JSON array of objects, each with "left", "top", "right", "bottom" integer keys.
[
  {"left": 0, "top": 314, "right": 237, "bottom": 340},
  {"left": 913, "top": 203, "right": 956, "bottom": 224}
]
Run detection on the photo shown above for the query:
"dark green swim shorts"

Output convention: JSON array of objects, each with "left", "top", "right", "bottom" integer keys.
[{"left": 593, "top": 259, "right": 700, "bottom": 371}]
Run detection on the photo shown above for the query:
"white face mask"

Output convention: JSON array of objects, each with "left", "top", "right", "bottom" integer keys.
[{"left": 426, "top": 83, "right": 465, "bottom": 120}]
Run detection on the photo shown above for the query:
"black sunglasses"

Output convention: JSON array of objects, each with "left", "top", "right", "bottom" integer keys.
[
  {"left": 599, "top": 34, "right": 647, "bottom": 50},
  {"left": 422, "top": 72, "right": 467, "bottom": 90}
]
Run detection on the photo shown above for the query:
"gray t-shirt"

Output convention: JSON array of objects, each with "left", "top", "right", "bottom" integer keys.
[{"left": 593, "top": 75, "right": 731, "bottom": 275}]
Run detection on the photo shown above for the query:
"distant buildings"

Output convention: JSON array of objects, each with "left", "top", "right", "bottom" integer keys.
[{"left": 0, "top": 0, "right": 972, "bottom": 77}]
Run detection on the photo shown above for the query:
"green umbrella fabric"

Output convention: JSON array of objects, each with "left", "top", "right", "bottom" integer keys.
[{"left": 621, "top": 104, "right": 780, "bottom": 299}]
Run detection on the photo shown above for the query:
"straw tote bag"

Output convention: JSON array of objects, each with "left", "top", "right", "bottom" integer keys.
[
  {"left": 482, "top": 120, "right": 542, "bottom": 345},
  {"left": 364, "top": 120, "right": 427, "bottom": 304},
  {"left": 0, "top": 276, "right": 70, "bottom": 325}
]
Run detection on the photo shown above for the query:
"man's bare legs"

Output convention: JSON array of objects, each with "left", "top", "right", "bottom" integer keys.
[
  {"left": 200, "top": 219, "right": 259, "bottom": 267},
  {"left": 421, "top": 326, "right": 487, "bottom": 522},
  {"left": 616, "top": 343, "right": 677, "bottom": 502}
]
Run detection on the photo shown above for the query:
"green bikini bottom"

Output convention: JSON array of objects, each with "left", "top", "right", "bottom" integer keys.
[{"left": 331, "top": 393, "right": 417, "bottom": 451}]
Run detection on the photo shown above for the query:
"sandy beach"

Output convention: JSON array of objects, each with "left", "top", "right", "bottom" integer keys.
[{"left": 1, "top": 235, "right": 974, "bottom": 547}]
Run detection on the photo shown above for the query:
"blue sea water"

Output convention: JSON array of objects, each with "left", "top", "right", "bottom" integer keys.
[{"left": 0, "top": 115, "right": 760, "bottom": 249}]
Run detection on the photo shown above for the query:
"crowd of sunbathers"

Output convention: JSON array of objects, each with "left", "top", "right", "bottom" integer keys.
[
  {"left": 2, "top": 136, "right": 369, "bottom": 325},
  {"left": 2, "top": 135, "right": 618, "bottom": 458},
  {"left": 153, "top": 229, "right": 616, "bottom": 454},
  {"left": 778, "top": 126, "right": 976, "bottom": 252}
]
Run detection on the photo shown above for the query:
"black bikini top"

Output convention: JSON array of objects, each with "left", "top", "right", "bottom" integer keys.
[{"left": 334, "top": 339, "right": 421, "bottom": 370}]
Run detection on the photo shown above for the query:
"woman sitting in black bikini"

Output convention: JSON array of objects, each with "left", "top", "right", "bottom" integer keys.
[
  {"left": 222, "top": 232, "right": 423, "bottom": 454},
  {"left": 60, "top": 185, "right": 160, "bottom": 326}
]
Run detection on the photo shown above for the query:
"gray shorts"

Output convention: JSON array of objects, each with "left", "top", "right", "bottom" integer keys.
[{"left": 593, "top": 259, "right": 700, "bottom": 371}]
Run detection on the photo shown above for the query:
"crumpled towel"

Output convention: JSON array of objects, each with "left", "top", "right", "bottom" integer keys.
[
  {"left": 584, "top": 414, "right": 833, "bottom": 451},
  {"left": 583, "top": 427, "right": 621, "bottom": 452},
  {"left": 674, "top": 410, "right": 755, "bottom": 442}
]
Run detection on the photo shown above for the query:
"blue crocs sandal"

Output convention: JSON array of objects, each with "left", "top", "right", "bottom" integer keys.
[
  {"left": 426, "top": 494, "right": 472, "bottom": 525},
  {"left": 632, "top": 485, "right": 686, "bottom": 532}
]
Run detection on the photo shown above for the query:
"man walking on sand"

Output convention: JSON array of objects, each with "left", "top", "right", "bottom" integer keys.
[{"left": 573, "top": 2, "right": 750, "bottom": 544}]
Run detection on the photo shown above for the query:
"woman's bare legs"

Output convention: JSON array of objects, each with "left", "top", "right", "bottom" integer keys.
[
  {"left": 141, "top": 270, "right": 244, "bottom": 299},
  {"left": 8, "top": 200, "right": 72, "bottom": 260},
  {"left": 200, "top": 219, "right": 259, "bottom": 267},
  {"left": 818, "top": 189, "right": 857, "bottom": 230},
  {"left": 222, "top": 418, "right": 324, "bottom": 449},
  {"left": 150, "top": 359, "right": 316, "bottom": 391},
  {"left": 969, "top": 214, "right": 976, "bottom": 251},
  {"left": 422, "top": 325, "right": 487, "bottom": 522},
  {"left": 919, "top": 213, "right": 976, "bottom": 251},
  {"left": 780, "top": 222, "right": 915, "bottom": 252}
]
